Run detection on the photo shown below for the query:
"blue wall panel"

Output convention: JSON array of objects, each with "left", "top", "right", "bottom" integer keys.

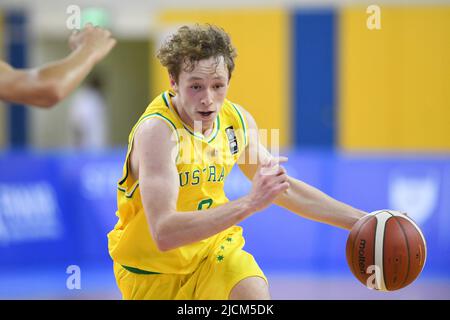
[
  {"left": 5, "top": 10, "right": 28, "bottom": 147},
  {"left": 292, "top": 10, "right": 336, "bottom": 147}
]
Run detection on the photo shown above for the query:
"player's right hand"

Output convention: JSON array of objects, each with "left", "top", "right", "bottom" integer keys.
[
  {"left": 69, "top": 23, "right": 116, "bottom": 64},
  {"left": 247, "top": 157, "right": 290, "bottom": 212}
]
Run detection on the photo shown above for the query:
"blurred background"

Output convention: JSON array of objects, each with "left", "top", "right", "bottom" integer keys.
[{"left": 0, "top": 0, "right": 449, "bottom": 299}]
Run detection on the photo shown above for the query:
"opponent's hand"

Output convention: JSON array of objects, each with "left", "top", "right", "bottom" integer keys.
[
  {"left": 69, "top": 23, "right": 116, "bottom": 64},
  {"left": 247, "top": 157, "right": 290, "bottom": 212}
]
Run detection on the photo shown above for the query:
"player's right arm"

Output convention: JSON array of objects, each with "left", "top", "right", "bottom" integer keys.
[
  {"left": 132, "top": 118, "right": 289, "bottom": 252},
  {"left": 0, "top": 24, "right": 116, "bottom": 108}
]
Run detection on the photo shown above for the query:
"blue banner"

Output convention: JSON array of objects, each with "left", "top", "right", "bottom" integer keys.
[{"left": 0, "top": 149, "right": 448, "bottom": 278}]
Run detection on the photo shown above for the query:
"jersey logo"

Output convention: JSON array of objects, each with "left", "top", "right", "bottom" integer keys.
[{"left": 225, "top": 126, "right": 239, "bottom": 155}]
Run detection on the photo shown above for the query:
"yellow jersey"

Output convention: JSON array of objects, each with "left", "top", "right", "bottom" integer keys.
[{"left": 107, "top": 90, "right": 249, "bottom": 274}]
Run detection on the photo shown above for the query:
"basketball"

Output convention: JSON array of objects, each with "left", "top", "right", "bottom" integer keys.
[{"left": 346, "top": 210, "right": 427, "bottom": 291}]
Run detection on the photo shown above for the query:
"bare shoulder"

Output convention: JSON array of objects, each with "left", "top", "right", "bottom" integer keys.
[
  {"left": 134, "top": 116, "right": 175, "bottom": 144},
  {"left": 130, "top": 115, "right": 178, "bottom": 178}
]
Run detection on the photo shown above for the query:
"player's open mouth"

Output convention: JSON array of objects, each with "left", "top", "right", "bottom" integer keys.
[{"left": 198, "top": 111, "right": 214, "bottom": 118}]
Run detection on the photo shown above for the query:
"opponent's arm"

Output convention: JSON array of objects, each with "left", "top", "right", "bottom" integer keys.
[
  {"left": 133, "top": 118, "right": 289, "bottom": 252},
  {"left": 0, "top": 24, "right": 116, "bottom": 108},
  {"left": 237, "top": 106, "right": 367, "bottom": 231}
]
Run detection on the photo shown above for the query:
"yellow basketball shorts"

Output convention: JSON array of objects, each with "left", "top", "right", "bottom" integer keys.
[{"left": 113, "top": 228, "right": 267, "bottom": 300}]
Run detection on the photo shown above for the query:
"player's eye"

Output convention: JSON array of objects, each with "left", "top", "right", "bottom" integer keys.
[{"left": 191, "top": 85, "right": 202, "bottom": 91}]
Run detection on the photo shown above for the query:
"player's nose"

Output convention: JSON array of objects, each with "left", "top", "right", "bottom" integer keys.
[{"left": 200, "top": 89, "right": 213, "bottom": 106}]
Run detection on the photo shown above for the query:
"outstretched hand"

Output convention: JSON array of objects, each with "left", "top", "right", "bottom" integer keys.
[{"left": 69, "top": 23, "right": 116, "bottom": 64}]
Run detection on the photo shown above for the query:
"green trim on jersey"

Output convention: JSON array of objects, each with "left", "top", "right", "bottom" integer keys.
[
  {"left": 230, "top": 103, "right": 248, "bottom": 147},
  {"left": 117, "top": 182, "right": 140, "bottom": 198},
  {"left": 122, "top": 265, "right": 161, "bottom": 275}
]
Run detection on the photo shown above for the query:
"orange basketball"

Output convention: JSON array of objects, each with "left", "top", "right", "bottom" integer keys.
[{"left": 346, "top": 210, "right": 427, "bottom": 291}]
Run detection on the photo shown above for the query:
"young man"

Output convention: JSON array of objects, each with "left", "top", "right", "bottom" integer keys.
[
  {"left": 108, "top": 24, "right": 367, "bottom": 300},
  {"left": 0, "top": 24, "right": 116, "bottom": 108}
]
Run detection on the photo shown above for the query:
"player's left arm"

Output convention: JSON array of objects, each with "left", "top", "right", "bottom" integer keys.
[{"left": 237, "top": 106, "right": 367, "bottom": 231}]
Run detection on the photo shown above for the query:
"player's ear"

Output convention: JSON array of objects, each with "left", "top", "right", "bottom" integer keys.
[{"left": 169, "top": 74, "right": 178, "bottom": 93}]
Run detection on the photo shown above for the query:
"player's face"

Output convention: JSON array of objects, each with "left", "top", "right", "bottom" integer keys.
[{"left": 172, "top": 56, "right": 229, "bottom": 132}]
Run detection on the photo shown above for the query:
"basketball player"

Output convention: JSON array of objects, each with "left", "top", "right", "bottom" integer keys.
[
  {"left": 0, "top": 24, "right": 116, "bottom": 108},
  {"left": 108, "top": 24, "right": 367, "bottom": 300}
]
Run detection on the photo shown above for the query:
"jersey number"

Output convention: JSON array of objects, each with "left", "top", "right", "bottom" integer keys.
[{"left": 197, "top": 198, "right": 213, "bottom": 210}]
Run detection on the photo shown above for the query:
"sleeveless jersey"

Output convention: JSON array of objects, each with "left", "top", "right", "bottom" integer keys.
[{"left": 107, "top": 90, "right": 249, "bottom": 274}]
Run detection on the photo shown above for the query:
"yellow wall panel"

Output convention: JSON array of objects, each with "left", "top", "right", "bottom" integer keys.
[
  {"left": 150, "top": 9, "right": 291, "bottom": 147},
  {"left": 340, "top": 6, "right": 450, "bottom": 151}
]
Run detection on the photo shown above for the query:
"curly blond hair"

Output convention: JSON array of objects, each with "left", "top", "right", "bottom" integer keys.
[{"left": 157, "top": 24, "right": 237, "bottom": 82}]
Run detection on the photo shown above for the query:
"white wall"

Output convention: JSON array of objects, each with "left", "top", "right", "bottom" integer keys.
[{"left": 1, "top": 0, "right": 448, "bottom": 39}]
